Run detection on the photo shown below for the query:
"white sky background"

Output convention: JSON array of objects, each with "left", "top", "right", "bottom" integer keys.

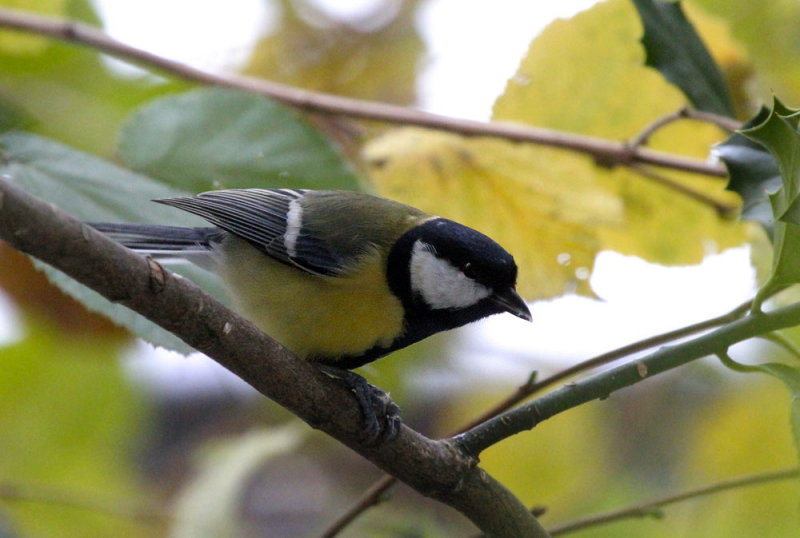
[
  {"left": 93, "top": 0, "right": 601, "bottom": 120},
  {"left": 1, "top": 0, "right": 758, "bottom": 395}
]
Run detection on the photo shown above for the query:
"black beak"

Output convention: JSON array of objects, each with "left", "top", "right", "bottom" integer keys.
[{"left": 490, "top": 287, "right": 532, "bottom": 322}]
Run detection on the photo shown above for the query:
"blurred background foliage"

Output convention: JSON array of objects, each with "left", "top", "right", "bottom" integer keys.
[{"left": 1, "top": 0, "right": 800, "bottom": 536}]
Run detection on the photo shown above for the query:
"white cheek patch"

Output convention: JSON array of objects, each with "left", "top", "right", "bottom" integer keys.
[{"left": 409, "top": 240, "right": 491, "bottom": 310}]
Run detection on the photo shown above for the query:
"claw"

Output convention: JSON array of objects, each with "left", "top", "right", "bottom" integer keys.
[{"left": 319, "top": 365, "right": 402, "bottom": 445}]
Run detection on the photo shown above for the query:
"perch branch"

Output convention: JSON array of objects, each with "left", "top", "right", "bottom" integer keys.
[
  {"left": 322, "top": 299, "right": 751, "bottom": 536},
  {"left": 0, "top": 179, "right": 549, "bottom": 537}
]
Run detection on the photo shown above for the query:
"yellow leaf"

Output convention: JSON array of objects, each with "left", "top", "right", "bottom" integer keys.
[
  {"left": 242, "top": 0, "right": 423, "bottom": 104},
  {"left": 365, "top": 129, "right": 622, "bottom": 299},
  {"left": 366, "top": 0, "right": 746, "bottom": 300},
  {"left": 494, "top": 0, "right": 745, "bottom": 264}
]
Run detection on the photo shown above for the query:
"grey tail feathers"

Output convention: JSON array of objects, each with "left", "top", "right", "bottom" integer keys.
[{"left": 88, "top": 223, "right": 224, "bottom": 256}]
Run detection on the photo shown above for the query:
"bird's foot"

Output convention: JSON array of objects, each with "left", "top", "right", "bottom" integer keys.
[{"left": 319, "top": 366, "right": 401, "bottom": 445}]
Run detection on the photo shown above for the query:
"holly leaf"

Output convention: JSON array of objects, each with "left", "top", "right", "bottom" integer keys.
[
  {"left": 740, "top": 101, "right": 800, "bottom": 223},
  {"left": 745, "top": 363, "right": 800, "bottom": 463},
  {"left": 736, "top": 98, "right": 800, "bottom": 306},
  {"left": 632, "top": 0, "right": 734, "bottom": 116},
  {"left": 717, "top": 106, "right": 778, "bottom": 230},
  {"left": 724, "top": 98, "right": 800, "bottom": 310},
  {"left": 718, "top": 354, "right": 800, "bottom": 463}
]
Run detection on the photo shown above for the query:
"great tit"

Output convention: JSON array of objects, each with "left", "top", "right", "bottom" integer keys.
[{"left": 92, "top": 188, "right": 531, "bottom": 439}]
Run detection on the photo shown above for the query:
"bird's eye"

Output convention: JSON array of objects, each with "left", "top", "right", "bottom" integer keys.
[{"left": 462, "top": 262, "right": 478, "bottom": 279}]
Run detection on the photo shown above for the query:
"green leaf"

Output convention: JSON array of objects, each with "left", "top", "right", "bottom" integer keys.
[
  {"left": 0, "top": 0, "right": 186, "bottom": 157},
  {"left": 118, "top": 88, "right": 361, "bottom": 192},
  {"left": 0, "top": 131, "right": 226, "bottom": 352},
  {"left": 631, "top": 0, "right": 734, "bottom": 116},
  {"left": 0, "top": 95, "right": 34, "bottom": 133}
]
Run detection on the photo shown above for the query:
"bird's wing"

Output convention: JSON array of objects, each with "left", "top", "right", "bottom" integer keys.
[{"left": 155, "top": 189, "right": 345, "bottom": 276}]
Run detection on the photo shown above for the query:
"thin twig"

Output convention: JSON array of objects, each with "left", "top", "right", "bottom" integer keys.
[
  {"left": 628, "top": 107, "right": 742, "bottom": 150},
  {"left": 0, "top": 8, "right": 727, "bottom": 179},
  {"left": 458, "top": 299, "right": 751, "bottom": 433},
  {"left": 629, "top": 108, "right": 692, "bottom": 149},
  {"left": 320, "top": 299, "right": 752, "bottom": 536},
  {"left": 684, "top": 108, "right": 743, "bottom": 132},
  {"left": 318, "top": 475, "right": 395, "bottom": 538},
  {"left": 0, "top": 482, "right": 168, "bottom": 524},
  {"left": 628, "top": 162, "right": 740, "bottom": 218},
  {"left": 547, "top": 467, "right": 800, "bottom": 535},
  {"left": 454, "top": 300, "right": 800, "bottom": 457}
]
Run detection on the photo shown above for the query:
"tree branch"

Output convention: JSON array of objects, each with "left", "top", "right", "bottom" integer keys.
[
  {"left": 0, "top": 8, "right": 754, "bottom": 535},
  {"left": 0, "top": 179, "right": 549, "bottom": 537},
  {"left": 321, "top": 299, "right": 752, "bottom": 536},
  {"left": 0, "top": 8, "right": 727, "bottom": 179},
  {"left": 547, "top": 467, "right": 800, "bottom": 535},
  {"left": 454, "top": 300, "right": 752, "bottom": 435},
  {"left": 454, "top": 306, "right": 800, "bottom": 457}
]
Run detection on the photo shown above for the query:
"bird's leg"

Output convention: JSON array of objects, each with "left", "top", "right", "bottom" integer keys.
[{"left": 319, "top": 365, "right": 401, "bottom": 445}]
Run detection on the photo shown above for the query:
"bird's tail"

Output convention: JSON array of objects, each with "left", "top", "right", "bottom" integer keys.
[{"left": 89, "top": 223, "right": 224, "bottom": 266}]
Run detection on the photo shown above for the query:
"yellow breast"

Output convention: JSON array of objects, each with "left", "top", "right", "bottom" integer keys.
[{"left": 218, "top": 237, "right": 405, "bottom": 361}]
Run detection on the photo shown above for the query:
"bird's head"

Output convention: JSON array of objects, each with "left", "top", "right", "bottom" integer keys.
[{"left": 387, "top": 218, "right": 531, "bottom": 334}]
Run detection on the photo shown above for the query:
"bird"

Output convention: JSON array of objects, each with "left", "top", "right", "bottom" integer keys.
[{"left": 91, "top": 188, "right": 531, "bottom": 441}]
